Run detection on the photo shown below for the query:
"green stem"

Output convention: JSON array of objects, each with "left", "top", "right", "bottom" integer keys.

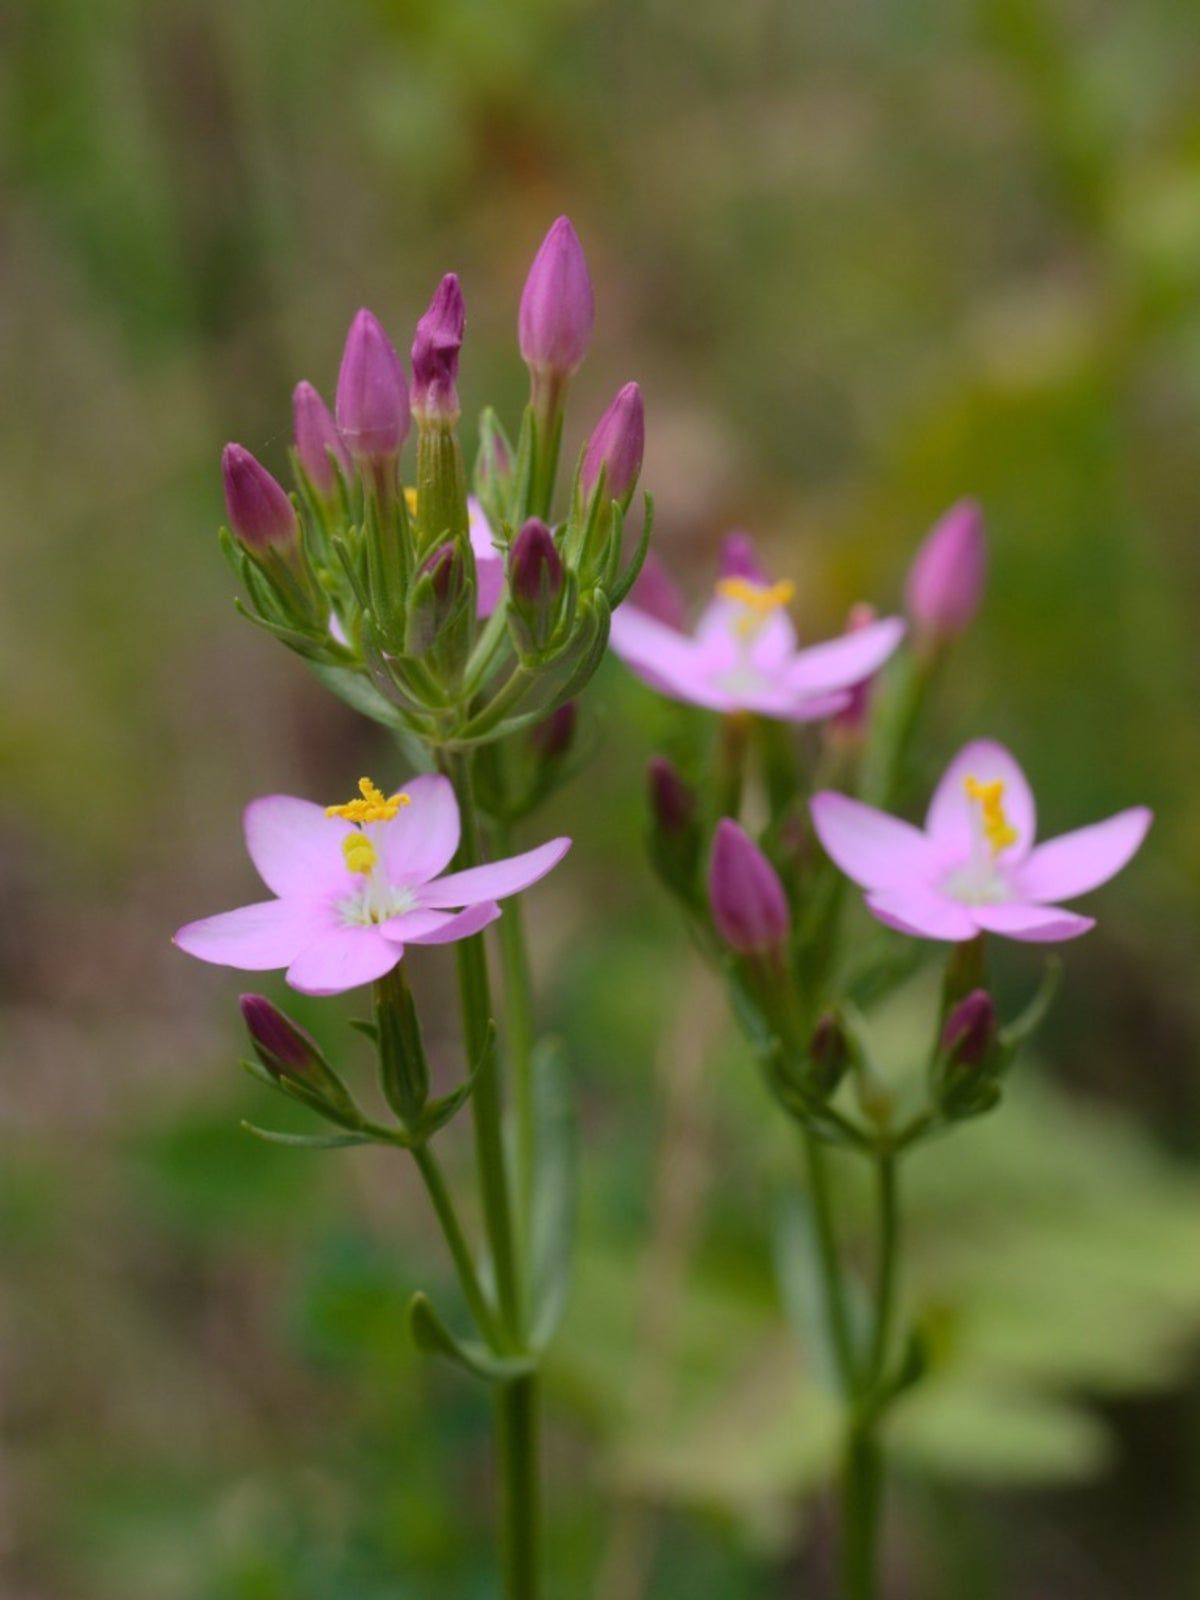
[
  {"left": 411, "top": 1142, "right": 504, "bottom": 1350},
  {"left": 497, "top": 1374, "right": 540, "bottom": 1600},
  {"left": 799, "top": 1127, "right": 857, "bottom": 1397},
  {"left": 494, "top": 821, "right": 538, "bottom": 1264},
  {"left": 841, "top": 1421, "right": 883, "bottom": 1600},
  {"left": 438, "top": 748, "right": 524, "bottom": 1345},
  {"left": 865, "top": 1152, "right": 899, "bottom": 1392}
]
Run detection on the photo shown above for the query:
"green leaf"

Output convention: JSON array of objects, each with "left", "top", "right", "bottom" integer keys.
[
  {"left": 407, "top": 1292, "right": 534, "bottom": 1382},
  {"left": 241, "top": 1123, "right": 374, "bottom": 1151},
  {"left": 414, "top": 1022, "right": 490, "bottom": 1141},
  {"left": 529, "top": 1037, "right": 578, "bottom": 1351},
  {"left": 605, "top": 491, "right": 655, "bottom": 609}
]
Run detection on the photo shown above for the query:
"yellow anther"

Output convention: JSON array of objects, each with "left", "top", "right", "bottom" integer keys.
[
  {"left": 715, "top": 576, "right": 796, "bottom": 614},
  {"left": 326, "top": 777, "right": 411, "bottom": 824},
  {"left": 404, "top": 487, "right": 418, "bottom": 518},
  {"left": 342, "top": 833, "right": 378, "bottom": 876},
  {"left": 964, "top": 775, "right": 1019, "bottom": 855}
]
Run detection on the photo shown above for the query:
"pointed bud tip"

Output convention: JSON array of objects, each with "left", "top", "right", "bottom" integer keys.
[
  {"left": 335, "top": 307, "right": 410, "bottom": 460},
  {"left": 648, "top": 756, "right": 696, "bottom": 834},
  {"left": 240, "top": 993, "right": 323, "bottom": 1077},
  {"left": 708, "top": 819, "right": 791, "bottom": 955},
  {"left": 906, "top": 499, "right": 987, "bottom": 640},
  {"left": 941, "top": 988, "right": 998, "bottom": 1067},
  {"left": 221, "top": 443, "right": 297, "bottom": 551},
  {"left": 519, "top": 215, "right": 595, "bottom": 378},
  {"left": 411, "top": 274, "right": 466, "bottom": 423},
  {"left": 581, "top": 381, "right": 645, "bottom": 503},
  {"left": 292, "top": 380, "right": 350, "bottom": 495}
]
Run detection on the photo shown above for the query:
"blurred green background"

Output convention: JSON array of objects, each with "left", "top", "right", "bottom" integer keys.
[{"left": 3, "top": 0, "right": 1200, "bottom": 1595}]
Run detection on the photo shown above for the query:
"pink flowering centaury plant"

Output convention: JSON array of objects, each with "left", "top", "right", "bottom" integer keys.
[
  {"left": 811, "top": 738, "right": 1151, "bottom": 943},
  {"left": 610, "top": 532, "right": 904, "bottom": 720},
  {"left": 175, "top": 775, "right": 569, "bottom": 995}
]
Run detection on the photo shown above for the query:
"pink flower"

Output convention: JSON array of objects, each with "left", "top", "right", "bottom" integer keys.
[
  {"left": 175, "top": 775, "right": 570, "bottom": 995},
  {"left": 468, "top": 494, "right": 505, "bottom": 616},
  {"left": 609, "top": 533, "right": 905, "bottom": 722},
  {"left": 810, "top": 739, "right": 1151, "bottom": 944}
]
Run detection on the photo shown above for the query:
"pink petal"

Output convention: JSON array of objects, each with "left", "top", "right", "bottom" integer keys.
[
  {"left": 286, "top": 925, "right": 403, "bottom": 995},
  {"left": 786, "top": 617, "right": 906, "bottom": 697},
  {"left": 419, "top": 837, "right": 570, "bottom": 909},
  {"left": 379, "top": 773, "right": 461, "bottom": 886},
  {"left": 810, "top": 792, "right": 942, "bottom": 890},
  {"left": 695, "top": 595, "right": 798, "bottom": 671},
  {"left": 610, "top": 607, "right": 732, "bottom": 708},
  {"left": 244, "top": 796, "right": 355, "bottom": 898},
  {"left": 627, "top": 551, "right": 688, "bottom": 631},
  {"left": 1015, "top": 807, "right": 1151, "bottom": 903},
  {"left": 469, "top": 496, "right": 505, "bottom": 617},
  {"left": 865, "top": 886, "right": 978, "bottom": 942},
  {"left": 175, "top": 898, "right": 336, "bottom": 970},
  {"left": 403, "top": 902, "right": 502, "bottom": 944},
  {"left": 968, "top": 902, "right": 1094, "bottom": 943},
  {"left": 925, "top": 740, "right": 1036, "bottom": 861}
]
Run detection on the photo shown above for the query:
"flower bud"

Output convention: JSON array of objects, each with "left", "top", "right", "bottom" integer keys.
[
  {"left": 405, "top": 539, "right": 469, "bottom": 657},
  {"left": 518, "top": 215, "right": 594, "bottom": 380},
  {"left": 508, "top": 517, "right": 565, "bottom": 654},
  {"left": 292, "top": 381, "right": 351, "bottom": 500},
  {"left": 240, "top": 994, "right": 325, "bottom": 1082},
  {"left": 580, "top": 381, "right": 645, "bottom": 508},
  {"left": 335, "top": 308, "right": 410, "bottom": 463},
  {"left": 940, "top": 988, "right": 998, "bottom": 1069},
  {"left": 718, "top": 530, "right": 768, "bottom": 583},
  {"left": 529, "top": 701, "right": 578, "bottom": 762},
  {"left": 648, "top": 756, "right": 696, "bottom": 834},
  {"left": 708, "top": 819, "right": 791, "bottom": 956},
  {"left": 411, "top": 273, "right": 465, "bottom": 427},
  {"left": 905, "top": 499, "right": 986, "bottom": 643},
  {"left": 809, "top": 1011, "right": 851, "bottom": 1095},
  {"left": 222, "top": 444, "right": 298, "bottom": 552}
]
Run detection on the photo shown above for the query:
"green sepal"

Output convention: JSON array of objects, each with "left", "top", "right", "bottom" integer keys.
[
  {"left": 407, "top": 1291, "right": 535, "bottom": 1382},
  {"left": 410, "top": 1022, "right": 491, "bottom": 1142},
  {"left": 997, "top": 958, "right": 1062, "bottom": 1061},
  {"left": 604, "top": 492, "right": 655, "bottom": 610}
]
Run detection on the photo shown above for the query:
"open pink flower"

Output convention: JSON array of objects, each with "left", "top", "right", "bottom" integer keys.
[
  {"left": 609, "top": 533, "right": 904, "bottom": 722},
  {"left": 175, "top": 775, "right": 569, "bottom": 995},
  {"left": 811, "top": 740, "right": 1150, "bottom": 943}
]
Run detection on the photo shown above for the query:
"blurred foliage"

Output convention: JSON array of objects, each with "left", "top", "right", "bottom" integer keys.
[{"left": 2, "top": 0, "right": 1200, "bottom": 1596}]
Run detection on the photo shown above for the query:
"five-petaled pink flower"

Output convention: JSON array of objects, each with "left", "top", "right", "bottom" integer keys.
[
  {"left": 810, "top": 739, "right": 1150, "bottom": 943},
  {"left": 175, "top": 775, "right": 569, "bottom": 995},
  {"left": 609, "top": 533, "right": 905, "bottom": 722}
]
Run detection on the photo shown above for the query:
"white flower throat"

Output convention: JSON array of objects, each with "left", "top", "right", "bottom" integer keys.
[
  {"left": 944, "top": 775, "right": 1019, "bottom": 904},
  {"left": 325, "top": 777, "right": 419, "bottom": 926}
]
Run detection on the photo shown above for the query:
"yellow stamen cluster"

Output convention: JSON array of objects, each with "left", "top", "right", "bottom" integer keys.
[
  {"left": 963, "top": 775, "right": 1018, "bottom": 855},
  {"left": 326, "top": 777, "right": 411, "bottom": 824},
  {"left": 715, "top": 576, "right": 796, "bottom": 614},
  {"left": 342, "top": 834, "right": 378, "bottom": 876},
  {"left": 404, "top": 486, "right": 419, "bottom": 518}
]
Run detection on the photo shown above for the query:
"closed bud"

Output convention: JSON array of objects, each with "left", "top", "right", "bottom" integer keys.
[
  {"left": 708, "top": 819, "right": 791, "bottom": 956},
  {"left": 809, "top": 1012, "right": 851, "bottom": 1095},
  {"left": 648, "top": 756, "right": 696, "bottom": 834},
  {"left": 941, "top": 988, "right": 998, "bottom": 1069},
  {"left": 411, "top": 273, "right": 465, "bottom": 427},
  {"left": 519, "top": 215, "right": 594, "bottom": 381},
  {"left": 222, "top": 444, "right": 298, "bottom": 553},
  {"left": 529, "top": 701, "right": 578, "bottom": 762},
  {"left": 240, "top": 995, "right": 360, "bottom": 1122},
  {"left": 718, "top": 530, "right": 768, "bottom": 583},
  {"left": 335, "top": 308, "right": 410, "bottom": 464},
  {"left": 580, "top": 381, "right": 645, "bottom": 508},
  {"left": 906, "top": 499, "right": 986, "bottom": 645},
  {"left": 406, "top": 540, "right": 469, "bottom": 657},
  {"left": 508, "top": 518, "right": 565, "bottom": 654},
  {"left": 292, "top": 381, "right": 351, "bottom": 501}
]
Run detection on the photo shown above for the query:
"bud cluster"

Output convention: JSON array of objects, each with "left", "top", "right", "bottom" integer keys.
[{"left": 218, "top": 217, "right": 648, "bottom": 756}]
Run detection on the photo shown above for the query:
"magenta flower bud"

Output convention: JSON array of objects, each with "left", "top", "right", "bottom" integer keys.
[
  {"left": 648, "top": 756, "right": 696, "bottom": 835},
  {"left": 335, "top": 308, "right": 410, "bottom": 462},
  {"left": 221, "top": 443, "right": 298, "bottom": 552},
  {"left": 941, "top": 989, "right": 998, "bottom": 1068},
  {"left": 529, "top": 701, "right": 578, "bottom": 761},
  {"left": 718, "top": 530, "right": 768, "bottom": 583},
  {"left": 510, "top": 518, "right": 564, "bottom": 606},
  {"left": 292, "top": 381, "right": 351, "bottom": 499},
  {"left": 240, "top": 994, "right": 324, "bottom": 1082},
  {"left": 708, "top": 819, "right": 791, "bottom": 956},
  {"left": 905, "top": 499, "right": 987, "bottom": 642},
  {"left": 518, "top": 215, "right": 594, "bottom": 380},
  {"left": 580, "top": 381, "right": 645, "bottom": 507},
  {"left": 411, "top": 273, "right": 465, "bottom": 426}
]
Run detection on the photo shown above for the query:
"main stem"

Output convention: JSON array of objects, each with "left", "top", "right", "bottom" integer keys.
[
  {"left": 839, "top": 1149, "right": 902, "bottom": 1600},
  {"left": 439, "top": 748, "right": 540, "bottom": 1600},
  {"left": 493, "top": 820, "right": 538, "bottom": 1261},
  {"left": 800, "top": 1127, "right": 857, "bottom": 1397}
]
